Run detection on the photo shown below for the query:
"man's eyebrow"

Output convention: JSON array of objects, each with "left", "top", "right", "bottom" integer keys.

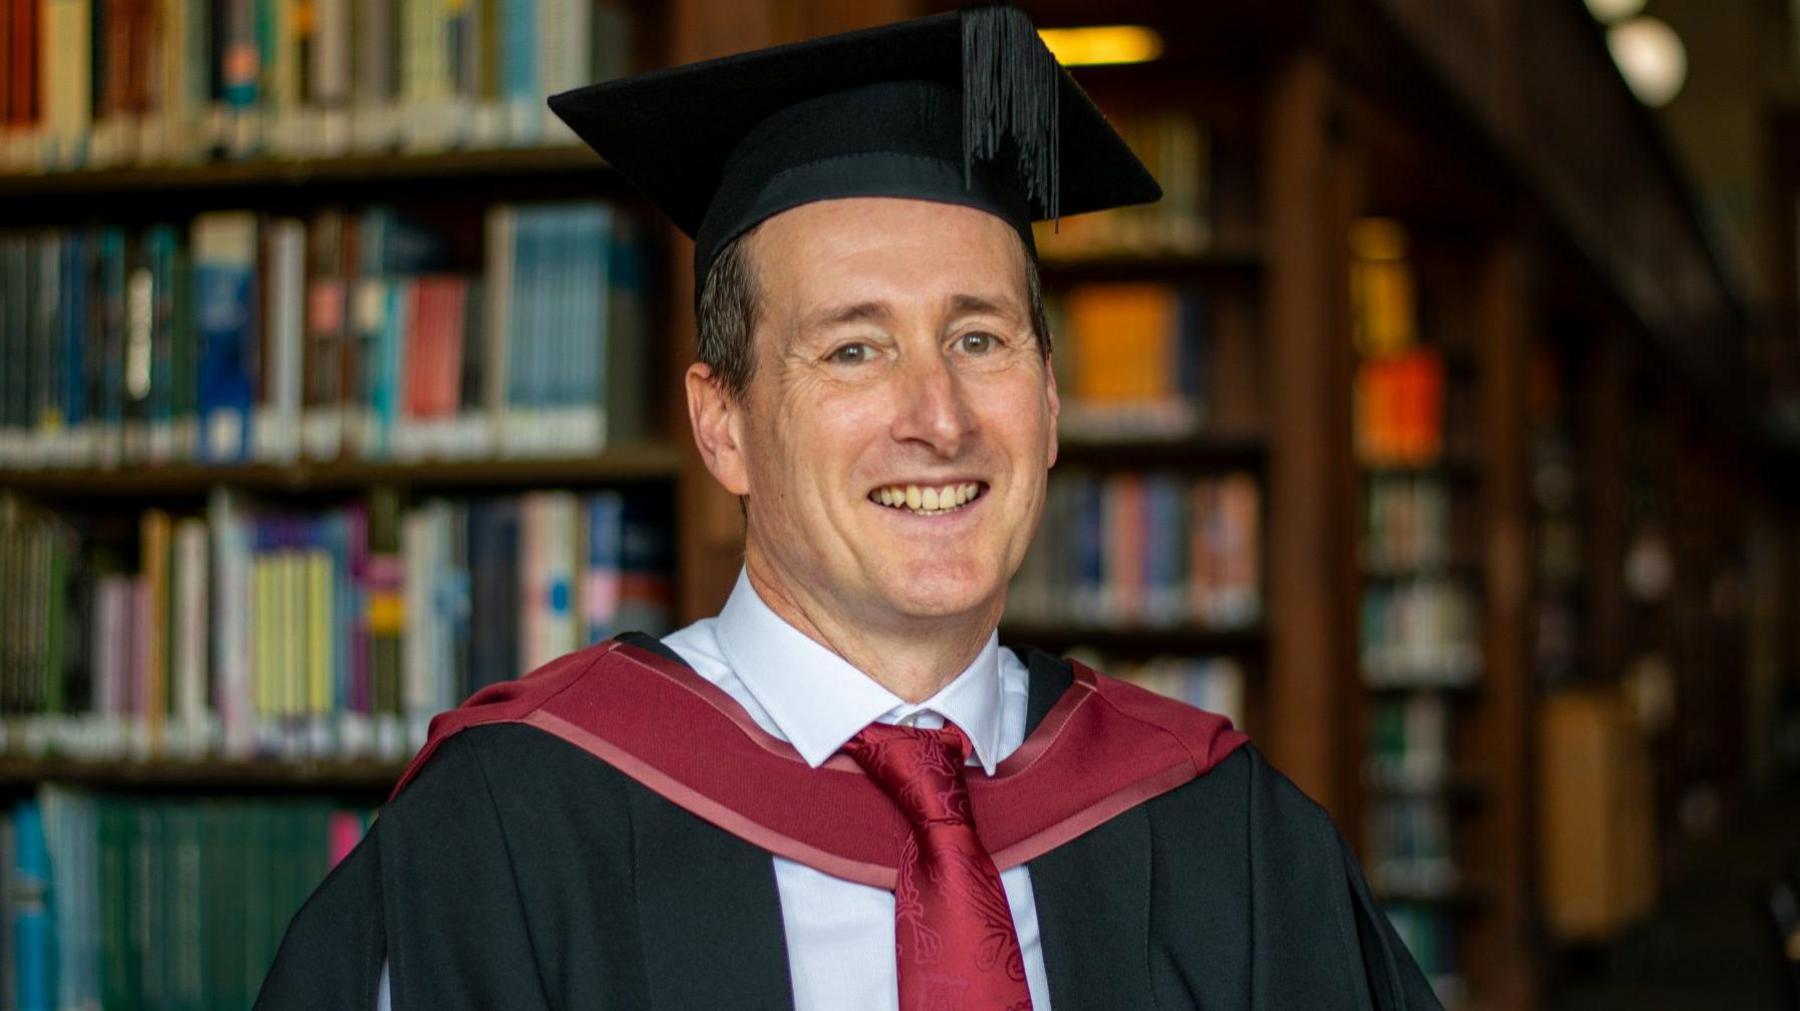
[
  {"left": 801, "top": 294, "right": 1023, "bottom": 330},
  {"left": 946, "top": 293, "right": 1024, "bottom": 319}
]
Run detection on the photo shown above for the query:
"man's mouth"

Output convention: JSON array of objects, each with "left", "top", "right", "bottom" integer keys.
[{"left": 867, "top": 482, "right": 987, "bottom": 516}]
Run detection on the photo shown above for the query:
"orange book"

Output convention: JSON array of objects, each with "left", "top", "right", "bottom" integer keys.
[
  {"left": 141, "top": 509, "right": 172, "bottom": 754},
  {"left": 1066, "top": 283, "right": 1177, "bottom": 406}
]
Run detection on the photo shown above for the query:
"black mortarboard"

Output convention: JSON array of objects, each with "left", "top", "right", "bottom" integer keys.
[{"left": 545, "top": 5, "right": 1162, "bottom": 296}]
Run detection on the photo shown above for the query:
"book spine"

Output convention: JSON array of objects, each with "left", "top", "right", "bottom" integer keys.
[
  {"left": 13, "top": 802, "right": 50, "bottom": 1011},
  {"left": 192, "top": 212, "right": 258, "bottom": 463}
]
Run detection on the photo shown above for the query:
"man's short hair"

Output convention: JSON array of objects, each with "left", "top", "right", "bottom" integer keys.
[{"left": 695, "top": 225, "right": 1054, "bottom": 401}]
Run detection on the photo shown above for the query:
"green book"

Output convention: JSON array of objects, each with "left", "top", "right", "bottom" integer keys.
[
  {"left": 97, "top": 800, "right": 132, "bottom": 1009},
  {"left": 241, "top": 803, "right": 274, "bottom": 1007}
]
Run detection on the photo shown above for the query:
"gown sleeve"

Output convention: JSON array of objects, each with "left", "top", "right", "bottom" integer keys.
[
  {"left": 1341, "top": 834, "right": 1445, "bottom": 1010},
  {"left": 255, "top": 732, "right": 553, "bottom": 1011},
  {"left": 1242, "top": 747, "right": 1445, "bottom": 1011}
]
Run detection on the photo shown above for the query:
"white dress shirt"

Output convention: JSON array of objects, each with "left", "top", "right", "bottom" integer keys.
[
  {"left": 377, "top": 570, "right": 1051, "bottom": 1010},
  {"left": 662, "top": 570, "right": 1051, "bottom": 1011}
]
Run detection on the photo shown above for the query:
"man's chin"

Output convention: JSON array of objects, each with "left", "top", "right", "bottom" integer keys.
[{"left": 871, "top": 577, "right": 1005, "bottom": 625}]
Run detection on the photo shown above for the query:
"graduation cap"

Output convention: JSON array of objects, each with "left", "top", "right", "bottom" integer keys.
[{"left": 546, "top": 5, "right": 1162, "bottom": 294}]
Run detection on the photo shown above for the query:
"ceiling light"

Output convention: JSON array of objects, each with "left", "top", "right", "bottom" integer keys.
[
  {"left": 1037, "top": 26, "right": 1164, "bottom": 67},
  {"left": 1608, "top": 16, "right": 1688, "bottom": 108}
]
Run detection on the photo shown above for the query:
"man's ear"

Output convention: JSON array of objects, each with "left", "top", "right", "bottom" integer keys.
[
  {"left": 1043, "top": 350, "right": 1060, "bottom": 470},
  {"left": 686, "top": 362, "right": 752, "bottom": 496}
]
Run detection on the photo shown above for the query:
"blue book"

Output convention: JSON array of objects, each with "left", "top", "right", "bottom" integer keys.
[
  {"left": 500, "top": 0, "right": 540, "bottom": 143},
  {"left": 1073, "top": 477, "right": 1105, "bottom": 619},
  {"left": 583, "top": 491, "right": 625, "bottom": 643},
  {"left": 322, "top": 510, "right": 356, "bottom": 727},
  {"left": 575, "top": 204, "right": 613, "bottom": 448},
  {"left": 369, "top": 280, "right": 408, "bottom": 457},
  {"left": 1144, "top": 475, "right": 1183, "bottom": 626},
  {"left": 13, "top": 802, "right": 51, "bottom": 1011},
  {"left": 193, "top": 214, "right": 260, "bottom": 462}
]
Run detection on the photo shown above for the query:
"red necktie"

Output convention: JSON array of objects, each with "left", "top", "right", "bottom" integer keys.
[{"left": 843, "top": 722, "right": 1034, "bottom": 1011}]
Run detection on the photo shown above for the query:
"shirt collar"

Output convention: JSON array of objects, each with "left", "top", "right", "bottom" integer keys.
[{"left": 713, "top": 569, "right": 1006, "bottom": 774}]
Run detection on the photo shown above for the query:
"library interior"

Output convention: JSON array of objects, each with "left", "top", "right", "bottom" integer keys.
[{"left": 2, "top": 0, "right": 1800, "bottom": 1007}]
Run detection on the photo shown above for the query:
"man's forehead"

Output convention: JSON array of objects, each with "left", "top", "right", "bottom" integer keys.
[
  {"left": 750, "top": 197, "right": 1031, "bottom": 310},
  {"left": 757, "top": 195, "right": 1025, "bottom": 247}
]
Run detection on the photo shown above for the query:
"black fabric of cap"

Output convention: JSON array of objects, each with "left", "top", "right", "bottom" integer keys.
[{"left": 545, "top": 6, "right": 1162, "bottom": 296}]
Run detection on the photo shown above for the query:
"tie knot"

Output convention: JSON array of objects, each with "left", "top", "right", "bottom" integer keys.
[{"left": 843, "top": 721, "right": 975, "bottom": 828}]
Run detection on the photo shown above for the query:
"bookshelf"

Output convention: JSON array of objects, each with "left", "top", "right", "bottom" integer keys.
[{"left": 0, "top": 0, "right": 693, "bottom": 999}]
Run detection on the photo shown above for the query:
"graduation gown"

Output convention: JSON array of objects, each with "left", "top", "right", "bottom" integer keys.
[{"left": 257, "top": 634, "right": 1442, "bottom": 1010}]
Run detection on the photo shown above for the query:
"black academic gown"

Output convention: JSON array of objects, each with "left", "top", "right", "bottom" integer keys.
[{"left": 257, "top": 637, "right": 1443, "bottom": 1010}]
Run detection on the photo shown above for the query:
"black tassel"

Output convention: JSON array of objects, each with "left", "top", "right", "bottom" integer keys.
[{"left": 961, "top": 4, "right": 1060, "bottom": 221}]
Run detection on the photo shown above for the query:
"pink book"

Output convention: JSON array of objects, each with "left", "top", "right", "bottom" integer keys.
[{"left": 327, "top": 811, "right": 366, "bottom": 868}]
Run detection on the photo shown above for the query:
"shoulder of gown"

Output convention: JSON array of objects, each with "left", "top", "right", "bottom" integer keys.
[
  {"left": 1147, "top": 743, "right": 1445, "bottom": 1010},
  {"left": 258, "top": 723, "right": 646, "bottom": 1011}
]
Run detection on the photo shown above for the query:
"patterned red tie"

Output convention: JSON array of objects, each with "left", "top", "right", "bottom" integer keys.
[{"left": 843, "top": 721, "right": 1034, "bottom": 1011}]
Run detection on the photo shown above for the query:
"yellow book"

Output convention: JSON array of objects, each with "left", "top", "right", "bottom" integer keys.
[
  {"left": 253, "top": 556, "right": 275, "bottom": 724},
  {"left": 284, "top": 551, "right": 306, "bottom": 719},
  {"left": 308, "top": 550, "right": 332, "bottom": 716}
]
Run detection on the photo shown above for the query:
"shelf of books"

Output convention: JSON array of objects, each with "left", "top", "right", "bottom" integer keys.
[
  {"left": 1347, "top": 217, "right": 1485, "bottom": 1008},
  {"left": 0, "top": 0, "right": 679, "bottom": 1003},
  {"left": 999, "top": 93, "right": 1269, "bottom": 738}
]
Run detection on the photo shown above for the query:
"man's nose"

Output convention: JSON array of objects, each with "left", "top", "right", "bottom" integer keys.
[{"left": 891, "top": 351, "right": 976, "bottom": 457}]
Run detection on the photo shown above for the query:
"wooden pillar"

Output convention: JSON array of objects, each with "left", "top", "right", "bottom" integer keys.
[
  {"left": 1469, "top": 232, "right": 1537, "bottom": 1008},
  {"left": 1261, "top": 53, "right": 1360, "bottom": 822}
]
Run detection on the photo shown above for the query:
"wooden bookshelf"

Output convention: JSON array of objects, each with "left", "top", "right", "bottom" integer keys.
[
  {"left": 1051, "top": 433, "right": 1266, "bottom": 470},
  {"left": 0, "top": 145, "right": 608, "bottom": 199},
  {"left": 0, "top": 758, "right": 404, "bottom": 793},
  {"left": 999, "top": 623, "right": 1264, "bottom": 657},
  {"left": 0, "top": 443, "right": 685, "bottom": 499}
]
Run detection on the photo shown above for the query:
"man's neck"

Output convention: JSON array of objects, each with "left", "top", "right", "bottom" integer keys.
[{"left": 743, "top": 556, "right": 999, "bottom": 704}]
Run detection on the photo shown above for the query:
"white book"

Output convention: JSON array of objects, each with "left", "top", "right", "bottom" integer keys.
[
  {"left": 253, "top": 221, "right": 306, "bottom": 462},
  {"left": 208, "top": 489, "right": 256, "bottom": 759}
]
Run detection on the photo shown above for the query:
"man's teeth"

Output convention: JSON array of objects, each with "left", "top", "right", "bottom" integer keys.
[{"left": 871, "top": 482, "right": 982, "bottom": 514}]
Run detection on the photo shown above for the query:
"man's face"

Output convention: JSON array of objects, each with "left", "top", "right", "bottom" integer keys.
[{"left": 698, "top": 197, "right": 1059, "bottom": 631}]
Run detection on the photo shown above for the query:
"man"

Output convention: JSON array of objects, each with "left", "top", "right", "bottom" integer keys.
[{"left": 260, "top": 7, "right": 1442, "bottom": 1010}]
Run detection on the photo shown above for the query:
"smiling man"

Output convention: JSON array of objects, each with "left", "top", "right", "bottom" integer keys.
[{"left": 260, "top": 8, "right": 1441, "bottom": 1011}]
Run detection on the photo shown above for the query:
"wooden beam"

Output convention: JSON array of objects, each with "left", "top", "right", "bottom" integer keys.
[{"left": 1261, "top": 53, "right": 1360, "bottom": 822}]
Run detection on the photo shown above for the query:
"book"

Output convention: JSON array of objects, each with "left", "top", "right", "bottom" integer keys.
[{"left": 1051, "top": 282, "right": 1209, "bottom": 441}]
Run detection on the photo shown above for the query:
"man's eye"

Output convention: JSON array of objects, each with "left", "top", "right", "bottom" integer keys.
[
  {"left": 958, "top": 332, "right": 998, "bottom": 354},
  {"left": 827, "top": 342, "right": 872, "bottom": 365}
]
